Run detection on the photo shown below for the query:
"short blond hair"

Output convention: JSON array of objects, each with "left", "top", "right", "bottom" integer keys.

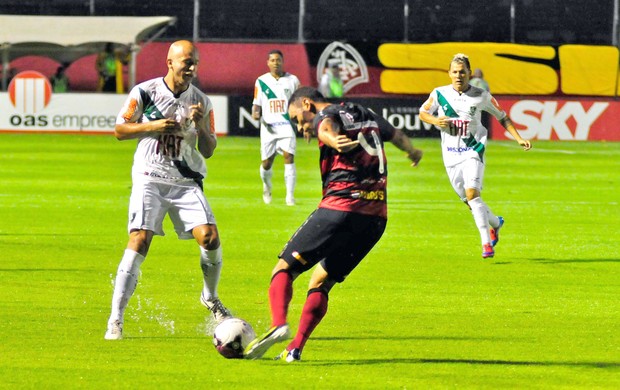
[{"left": 451, "top": 53, "right": 471, "bottom": 71}]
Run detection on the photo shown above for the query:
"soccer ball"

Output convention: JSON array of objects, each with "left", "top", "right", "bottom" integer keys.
[{"left": 212, "top": 317, "right": 256, "bottom": 359}]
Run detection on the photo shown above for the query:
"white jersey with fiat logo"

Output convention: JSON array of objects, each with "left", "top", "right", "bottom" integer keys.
[
  {"left": 420, "top": 84, "right": 506, "bottom": 167},
  {"left": 116, "top": 77, "right": 214, "bottom": 184},
  {"left": 252, "top": 72, "right": 300, "bottom": 139}
]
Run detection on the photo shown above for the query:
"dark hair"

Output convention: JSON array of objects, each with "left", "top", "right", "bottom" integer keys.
[
  {"left": 268, "top": 49, "right": 283, "bottom": 58},
  {"left": 288, "top": 87, "right": 327, "bottom": 107}
]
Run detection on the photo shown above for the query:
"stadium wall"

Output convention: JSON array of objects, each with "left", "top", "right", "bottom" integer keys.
[{"left": 2, "top": 42, "right": 619, "bottom": 141}]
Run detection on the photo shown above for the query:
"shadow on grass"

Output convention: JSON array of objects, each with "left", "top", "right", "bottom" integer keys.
[
  {"left": 303, "top": 357, "right": 620, "bottom": 369},
  {"left": 529, "top": 258, "right": 620, "bottom": 264}
]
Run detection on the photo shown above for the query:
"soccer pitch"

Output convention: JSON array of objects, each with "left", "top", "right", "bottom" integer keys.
[{"left": 0, "top": 133, "right": 618, "bottom": 389}]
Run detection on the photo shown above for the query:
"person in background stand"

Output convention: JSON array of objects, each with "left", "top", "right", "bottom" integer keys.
[
  {"left": 318, "top": 62, "right": 344, "bottom": 99},
  {"left": 51, "top": 65, "right": 69, "bottom": 93}
]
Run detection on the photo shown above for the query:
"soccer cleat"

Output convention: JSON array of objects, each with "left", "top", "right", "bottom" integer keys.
[
  {"left": 490, "top": 216, "right": 504, "bottom": 247},
  {"left": 285, "top": 197, "right": 296, "bottom": 206},
  {"left": 482, "top": 243, "right": 495, "bottom": 259},
  {"left": 275, "top": 348, "right": 301, "bottom": 363},
  {"left": 200, "top": 295, "right": 232, "bottom": 322},
  {"left": 243, "top": 324, "right": 290, "bottom": 360},
  {"left": 262, "top": 184, "right": 272, "bottom": 205},
  {"left": 104, "top": 320, "right": 123, "bottom": 340}
]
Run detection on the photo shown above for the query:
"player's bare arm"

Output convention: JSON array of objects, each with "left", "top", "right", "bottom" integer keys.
[
  {"left": 390, "top": 128, "right": 423, "bottom": 167},
  {"left": 251, "top": 104, "right": 261, "bottom": 120},
  {"left": 114, "top": 119, "right": 181, "bottom": 140},
  {"left": 195, "top": 105, "right": 217, "bottom": 159},
  {"left": 317, "top": 117, "right": 360, "bottom": 153},
  {"left": 500, "top": 116, "right": 532, "bottom": 150}
]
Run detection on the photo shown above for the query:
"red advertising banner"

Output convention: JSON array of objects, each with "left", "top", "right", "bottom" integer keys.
[{"left": 492, "top": 97, "right": 620, "bottom": 141}]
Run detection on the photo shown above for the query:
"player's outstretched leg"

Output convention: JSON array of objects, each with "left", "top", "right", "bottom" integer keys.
[
  {"left": 260, "top": 165, "right": 273, "bottom": 204},
  {"left": 244, "top": 270, "right": 293, "bottom": 359},
  {"left": 276, "top": 289, "right": 328, "bottom": 362}
]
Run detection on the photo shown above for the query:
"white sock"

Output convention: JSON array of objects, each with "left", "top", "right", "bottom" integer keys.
[
  {"left": 482, "top": 199, "right": 500, "bottom": 229},
  {"left": 284, "top": 163, "right": 296, "bottom": 200},
  {"left": 260, "top": 166, "right": 273, "bottom": 191},
  {"left": 469, "top": 197, "right": 492, "bottom": 245},
  {"left": 108, "top": 249, "right": 145, "bottom": 324},
  {"left": 200, "top": 246, "right": 222, "bottom": 301}
]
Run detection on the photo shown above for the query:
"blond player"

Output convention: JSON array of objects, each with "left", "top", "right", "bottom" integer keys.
[
  {"left": 252, "top": 49, "right": 300, "bottom": 206},
  {"left": 104, "top": 40, "right": 231, "bottom": 340},
  {"left": 419, "top": 53, "right": 532, "bottom": 259}
]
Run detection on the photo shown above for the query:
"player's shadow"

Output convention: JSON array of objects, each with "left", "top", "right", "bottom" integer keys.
[
  {"left": 304, "top": 357, "right": 620, "bottom": 369},
  {"left": 529, "top": 258, "right": 620, "bottom": 264}
]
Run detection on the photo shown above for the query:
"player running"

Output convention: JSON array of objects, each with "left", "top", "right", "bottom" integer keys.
[
  {"left": 244, "top": 87, "right": 423, "bottom": 361},
  {"left": 104, "top": 40, "right": 231, "bottom": 340},
  {"left": 419, "top": 53, "right": 532, "bottom": 259}
]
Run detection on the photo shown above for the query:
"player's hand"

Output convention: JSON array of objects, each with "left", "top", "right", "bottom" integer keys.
[
  {"left": 408, "top": 148, "right": 423, "bottom": 167},
  {"left": 159, "top": 118, "right": 182, "bottom": 134},
  {"left": 519, "top": 139, "right": 532, "bottom": 151},
  {"left": 189, "top": 102, "right": 205, "bottom": 124},
  {"left": 334, "top": 134, "right": 359, "bottom": 153}
]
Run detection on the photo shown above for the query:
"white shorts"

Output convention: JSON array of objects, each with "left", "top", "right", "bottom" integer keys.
[
  {"left": 446, "top": 158, "right": 485, "bottom": 202},
  {"left": 127, "top": 178, "right": 216, "bottom": 239},
  {"left": 260, "top": 135, "right": 296, "bottom": 161}
]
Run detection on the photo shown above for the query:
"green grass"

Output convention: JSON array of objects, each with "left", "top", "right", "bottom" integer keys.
[{"left": 0, "top": 133, "right": 618, "bottom": 389}]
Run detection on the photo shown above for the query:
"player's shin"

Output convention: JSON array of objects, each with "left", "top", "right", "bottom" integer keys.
[
  {"left": 288, "top": 289, "right": 328, "bottom": 352},
  {"left": 200, "top": 245, "right": 222, "bottom": 300},
  {"left": 269, "top": 270, "right": 293, "bottom": 327},
  {"left": 108, "top": 249, "right": 145, "bottom": 323}
]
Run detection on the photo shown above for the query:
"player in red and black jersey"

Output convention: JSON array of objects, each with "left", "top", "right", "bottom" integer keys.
[{"left": 244, "top": 87, "right": 423, "bottom": 362}]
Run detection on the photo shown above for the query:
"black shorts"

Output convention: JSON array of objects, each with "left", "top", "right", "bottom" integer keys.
[{"left": 279, "top": 208, "right": 387, "bottom": 283}]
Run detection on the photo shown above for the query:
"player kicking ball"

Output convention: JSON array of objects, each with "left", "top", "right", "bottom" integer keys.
[{"left": 243, "top": 87, "right": 423, "bottom": 361}]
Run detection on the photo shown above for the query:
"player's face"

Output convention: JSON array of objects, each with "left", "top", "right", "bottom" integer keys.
[
  {"left": 288, "top": 100, "right": 315, "bottom": 137},
  {"left": 449, "top": 61, "right": 471, "bottom": 92},
  {"left": 170, "top": 48, "right": 198, "bottom": 87},
  {"left": 267, "top": 54, "right": 283, "bottom": 76}
]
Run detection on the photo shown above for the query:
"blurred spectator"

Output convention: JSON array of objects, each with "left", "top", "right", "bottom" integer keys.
[
  {"left": 96, "top": 42, "right": 128, "bottom": 93},
  {"left": 318, "top": 62, "right": 344, "bottom": 99},
  {"left": 51, "top": 65, "right": 69, "bottom": 93},
  {"left": 469, "top": 68, "right": 490, "bottom": 91}
]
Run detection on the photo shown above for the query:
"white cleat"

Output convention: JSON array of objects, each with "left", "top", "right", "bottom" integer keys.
[
  {"left": 262, "top": 185, "right": 272, "bottom": 205},
  {"left": 200, "top": 295, "right": 232, "bottom": 323},
  {"left": 285, "top": 197, "right": 296, "bottom": 206},
  {"left": 104, "top": 320, "right": 123, "bottom": 340},
  {"left": 244, "top": 324, "right": 290, "bottom": 359}
]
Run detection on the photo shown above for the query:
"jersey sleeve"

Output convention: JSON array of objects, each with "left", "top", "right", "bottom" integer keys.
[
  {"left": 371, "top": 110, "right": 397, "bottom": 141},
  {"left": 482, "top": 91, "right": 507, "bottom": 121},
  {"left": 419, "top": 89, "right": 438, "bottom": 115},
  {"left": 116, "top": 86, "right": 143, "bottom": 124},
  {"left": 203, "top": 96, "right": 216, "bottom": 134},
  {"left": 251, "top": 78, "right": 261, "bottom": 107}
]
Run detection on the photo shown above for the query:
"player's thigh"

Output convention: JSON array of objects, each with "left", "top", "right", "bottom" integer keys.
[
  {"left": 261, "top": 136, "right": 278, "bottom": 161},
  {"left": 321, "top": 213, "right": 387, "bottom": 283},
  {"left": 276, "top": 136, "right": 296, "bottom": 157},
  {"left": 462, "top": 158, "right": 485, "bottom": 192},
  {"left": 446, "top": 164, "right": 466, "bottom": 201},
  {"left": 168, "top": 184, "right": 216, "bottom": 240},
  {"left": 278, "top": 208, "right": 346, "bottom": 274},
  {"left": 127, "top": 179, "right": 168, "bottom": 236}
]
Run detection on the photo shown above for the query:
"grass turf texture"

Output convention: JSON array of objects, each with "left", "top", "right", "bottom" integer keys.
[{"left": 0, "top": 133, "right": 618, "bottom": 389}]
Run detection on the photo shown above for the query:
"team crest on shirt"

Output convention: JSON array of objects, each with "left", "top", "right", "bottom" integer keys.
[{"left": 469, "top": 106, "right": 477, "bottom": 116}]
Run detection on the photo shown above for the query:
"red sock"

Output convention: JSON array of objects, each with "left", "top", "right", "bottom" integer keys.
[
  {"left": 288, "top": 289, "right": 328, "bottom": 352},
  {"left": 269, "top": 271, "right": 293, "bottom": 327}
]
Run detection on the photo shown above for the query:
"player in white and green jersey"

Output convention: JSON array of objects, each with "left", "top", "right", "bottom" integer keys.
[
  {"left": 252, "top": 49, "right": 300, "bottom": 206},
  {"left": 419, "top": 53, "right": 532, "bottom": 259},
  {"left": 104, "top": 41, "right": 231, "bottom": 341}
]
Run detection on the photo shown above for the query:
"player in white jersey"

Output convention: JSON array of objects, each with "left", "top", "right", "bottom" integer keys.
[
  {"left": 252, "top": 49, "right": 300, "bottom": 206},
  {"left": 104, "top": 40, "right": 231, "bottom": 340},
  {"left": 419, "top": 53, "right": 532, "bottom": 259}
]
